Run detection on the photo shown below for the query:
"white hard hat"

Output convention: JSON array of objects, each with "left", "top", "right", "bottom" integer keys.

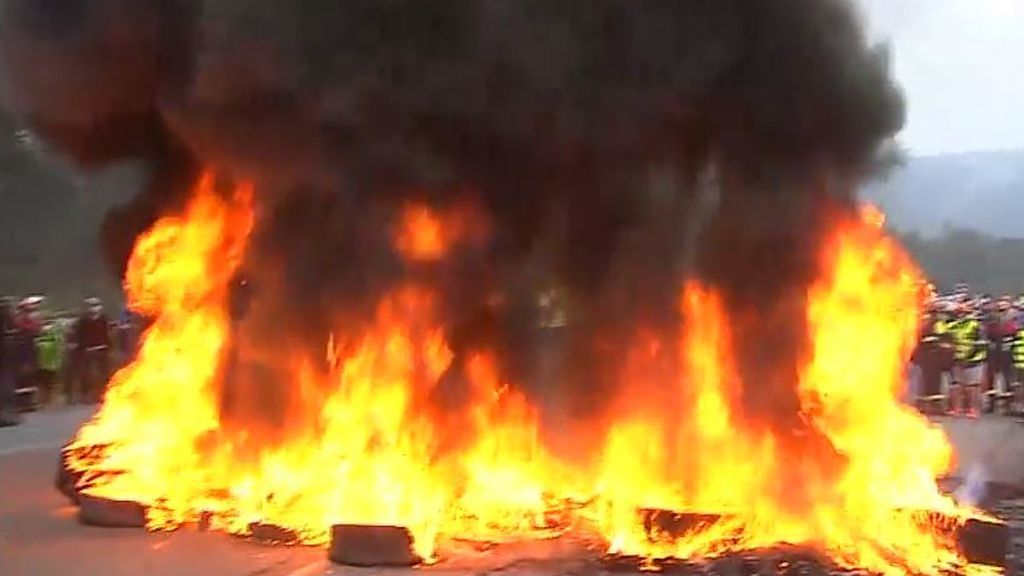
[{"left": 20, "top": 295, "right": 44, "bottom": 308}]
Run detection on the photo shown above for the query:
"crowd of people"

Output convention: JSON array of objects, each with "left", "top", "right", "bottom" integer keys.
[
  {"left": 1, "top": 281, "right": 1021, "bottom": 426},
  {"left": 0, "top": 296, "right": 140, "bottom": 426},
  {"left": 911, "top": 283, "right": 1024, "bottom": 418}
]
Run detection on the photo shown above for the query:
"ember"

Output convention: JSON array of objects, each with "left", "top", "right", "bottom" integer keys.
[{"left": 0, "top": 1, "right": 1004, "bottom": 575}]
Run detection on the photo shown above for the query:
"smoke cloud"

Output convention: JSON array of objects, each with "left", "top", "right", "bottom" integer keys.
[{"left": 1, "top": 0, "right": 903, "bottom": 455}]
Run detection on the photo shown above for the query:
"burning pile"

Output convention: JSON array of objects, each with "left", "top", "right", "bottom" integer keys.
[
  {"left": 0, "top": 1, "right": 1003, "bottom": 575},
  {"left": 55, "top": 178, "right": 1000, "bottom": 574}
]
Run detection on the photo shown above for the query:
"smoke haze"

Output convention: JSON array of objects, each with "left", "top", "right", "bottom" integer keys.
[{"left": 1, "top": 0, "right": 904, "bottom": 456}]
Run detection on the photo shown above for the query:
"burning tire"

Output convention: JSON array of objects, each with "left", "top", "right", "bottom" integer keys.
[
  {"left": 77, "top": 493, "right": 147, "bottom": 528},
  {"left": 328, "top": 525, "right": 421, "bottom": 567},
  {"left": 958, "top": 517, "right": 1010, "bottom": 567},
  {"left": 641, "top": 509, "right": 726, "bottom": 539}
]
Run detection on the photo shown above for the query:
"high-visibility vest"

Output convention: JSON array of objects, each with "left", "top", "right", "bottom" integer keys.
[
  {"left": 951, "top": 318, "right": 986, "bottom": 365},
  {"left": 1014, "top": 329, "right": 1024, "bottom": 369},
  {"left": 36, "top": 325, "right": 64, "bottom": 372}
]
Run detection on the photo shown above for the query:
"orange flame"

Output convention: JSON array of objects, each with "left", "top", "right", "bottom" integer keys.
[
  {"left": 393, "top": 202, "right": 487, "bottom": 262},
  {"left": 70, "top": 172, "right": 254, "bottom": 529},
  {"left": 68, "top": 176, "right": 986, "bottom": 576},
  {"left": 597, "top": 209, "right": 973, "bottom": 575}
]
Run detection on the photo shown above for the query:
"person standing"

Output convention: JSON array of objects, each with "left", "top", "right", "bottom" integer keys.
[
  {"left": 916, "top": 302, "right": 954, "bottom": 413},
  {"left": 13, "top": 297, "right": 43, "bottom": 410},
  {"left": 36, "top": 316, "right": 65, "bottom": 406},
  {"left": 74, "top": 297, "right": 112, "bottom": 404},
  {"left": 987, "top": 298, "right": 1019, "bottom": 411},
  {"left": 950, "top": 303, "right": 987, "bottom": 418},
  {"left": 1014, "top": 317, "right": 1024, "bottom": 415},
  {"left": 0, "top": 297, "right": 20, "bottom": 426}
]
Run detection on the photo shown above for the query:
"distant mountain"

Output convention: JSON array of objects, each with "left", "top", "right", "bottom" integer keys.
[{"left": 864, "top": 149, "right": 1024, "bottom": 238}]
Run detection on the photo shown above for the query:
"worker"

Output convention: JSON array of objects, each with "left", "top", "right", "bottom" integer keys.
[
  {"left": 950, "top": 303, "right": 987, "bottom": 418},
  {"left": 1014, "top": 319, "right": 1024, "bottom": 415},
  {"left": 73, "top": 297, "right": 112, "bottom": 404},
  {"left": 987, "top": 298, "right": 1019, "bottom": 411},
  {"left": 13, "top": 297, "right": 44, "bottom": 410},
  {"left": 917, "top": 301, "right": 954, "bottom": 407},
  {"left": 0, "top": 296, "right": 20, "bottom": 426},
  {"left": 36, "top": 315, "right": 65, "bottom": 406}
]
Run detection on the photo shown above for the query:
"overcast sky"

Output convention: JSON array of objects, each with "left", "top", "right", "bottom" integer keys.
[{"left": 857, "top": 0, "right": 1024, "bottom": 156}]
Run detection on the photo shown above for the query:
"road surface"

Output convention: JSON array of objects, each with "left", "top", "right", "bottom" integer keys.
[
  {"left": 940, "top": 415, "right": 1024, "bottom": 485},
  {"left": 2, "top": 408, "right": 1023, "bottom": 575}
]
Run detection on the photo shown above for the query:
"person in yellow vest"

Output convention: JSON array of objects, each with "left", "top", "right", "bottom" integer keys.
[
  {"left": 36, "top": 316, "right": 65, "bottom": 406},
  {"left": 950, "top": 303, "right": 987, "bottom": 417},
  {"left": 1014, "top": 322, "right": 1024, "bottom": 415}
]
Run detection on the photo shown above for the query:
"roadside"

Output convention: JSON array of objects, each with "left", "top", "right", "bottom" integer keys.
[
  {"left": 937, "top": 415, "right": 1024, "bottom": 486},
  {"left": 0, "top": 405, "right": 94, "bottom": 457}
]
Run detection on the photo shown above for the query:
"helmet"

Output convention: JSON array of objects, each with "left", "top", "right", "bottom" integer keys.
[{"left": 21, "top": 295, "right": 44, "bottom": 308}]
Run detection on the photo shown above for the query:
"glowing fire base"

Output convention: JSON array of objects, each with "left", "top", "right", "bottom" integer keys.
[
  {"left": 634, "top": 509, "right": 1008, "bottom": 570},
  {"left": 58, "top": 448, "right": 1009, "bottom": 572},
  {"left": 603, "top": 535, "right": 1010, "bottom": 576}
]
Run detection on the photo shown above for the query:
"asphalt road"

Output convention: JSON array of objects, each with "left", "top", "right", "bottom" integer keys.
[
  {"left": 0, "top": 407, "right": 325, "bottom": 576},
  {"left": 940, "top": 415, "right": 1024, "bottom": 484}
]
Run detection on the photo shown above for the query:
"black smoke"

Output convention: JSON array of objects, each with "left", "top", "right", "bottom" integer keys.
[{"left": 1, "top": 0, "right": 903, "bottom": 456}]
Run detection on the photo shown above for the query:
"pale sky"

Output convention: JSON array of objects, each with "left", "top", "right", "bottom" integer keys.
[{"left": 857, "top": 0, "right": 1024, "bottom": 156}]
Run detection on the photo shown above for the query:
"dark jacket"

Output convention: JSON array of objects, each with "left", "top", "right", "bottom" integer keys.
[
  {"left": 12, "top": 314, "right": 42, "bottom": 374},
  {"left": 0, "top": 308, "right": 14, "bottom": 369},
  {"left": 75, "top": 314, "right": 112, "bottom": 351}
]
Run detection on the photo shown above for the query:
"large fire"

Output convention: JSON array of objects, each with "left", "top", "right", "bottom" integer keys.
[{"left": 67, "top": 173, "right": 984, "bottom": 574}]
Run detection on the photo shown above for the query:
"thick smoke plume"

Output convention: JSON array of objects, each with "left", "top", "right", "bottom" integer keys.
[{"left": 1, "top": 0, "right": 903, "bottom": 452}]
